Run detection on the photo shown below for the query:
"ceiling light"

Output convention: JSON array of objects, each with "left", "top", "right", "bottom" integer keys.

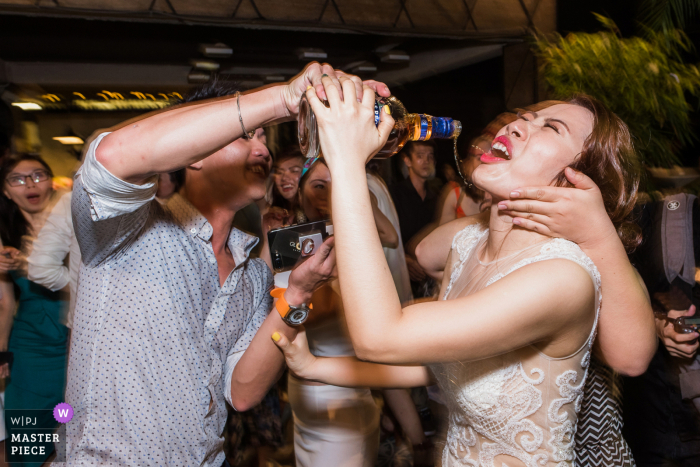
[
  {"left": 188, "top": 70, "right": 211, "bottom": 84},
  {"left": 190, "top": 59, "right": 220, "bottom": 71},
  {"left": 53, "top": 136, "right": 84, "bottom": 145},
  {"left": 350, "top": 62, "right": 378, "bottom": 74},
  {"left": 199, "top": 43, "right": 233, "bottom": 58},
  {"left": 12, "top": 102, "right": 42, "bottom": 111},
  {"left": 379, "top": 50, "right": 410, "bottom": 63},
  {"left": 298, "top": 48, "right": 327, "bottom": 61}
]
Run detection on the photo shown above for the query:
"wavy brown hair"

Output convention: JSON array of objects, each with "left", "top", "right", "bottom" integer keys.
[{"left": 524, "top": 95, "right": 642, "bottom": 251}]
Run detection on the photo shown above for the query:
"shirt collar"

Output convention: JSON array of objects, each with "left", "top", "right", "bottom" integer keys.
[
  {"left": 166, "top": 194, "right": 259, "bottom": 265},
  {"left": 401, "top": 176, "right": 435, "bottom": 200}
]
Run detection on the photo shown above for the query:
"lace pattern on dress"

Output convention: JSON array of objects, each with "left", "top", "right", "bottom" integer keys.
[
  {"left": 436, "top": 229, "right": 602, "bottom": 467},
  {"left": 441, "top": 361, "right": 547, "bottom": 467},
  {"left": 444, "top": 224, "right": 488, "bottom": 299}
]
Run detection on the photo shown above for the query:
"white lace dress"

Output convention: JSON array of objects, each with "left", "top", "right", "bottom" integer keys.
[{"left": 430, "top": 224, "right": 601, "bottom": 467}]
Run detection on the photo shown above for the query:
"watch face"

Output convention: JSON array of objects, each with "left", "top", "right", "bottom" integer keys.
[{"left": 286, "top": 308, "right": 309, "bottom": 326}]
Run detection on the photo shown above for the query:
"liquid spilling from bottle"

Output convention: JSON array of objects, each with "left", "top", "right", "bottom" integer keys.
[{"left": 298, "top": 94, "right": 461, "bottom": 161}]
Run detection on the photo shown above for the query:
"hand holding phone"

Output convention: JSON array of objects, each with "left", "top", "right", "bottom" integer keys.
[{"left": 267, "top": 220, "right": 333, "bottom": 272}]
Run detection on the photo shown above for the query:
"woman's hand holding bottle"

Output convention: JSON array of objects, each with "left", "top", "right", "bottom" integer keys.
[{"left": 304, "top": 75, "right": 395, "bottom": 172}]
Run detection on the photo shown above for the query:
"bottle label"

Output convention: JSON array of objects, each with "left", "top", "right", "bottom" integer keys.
[
  {"left": 374, "top": 102, "right": 381, "bottom": 127},
  {"left": 417, "top": 115, "right": 430, "bottom": 140}
]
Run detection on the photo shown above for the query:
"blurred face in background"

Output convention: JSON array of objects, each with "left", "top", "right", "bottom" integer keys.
[
  {"left": 274, "top": 156, "right": 304, "bottom": 202},
  {"left": 3, "top": 160, "right": 54, "bottom": 215},
  {"left": 461, "top": 138, "right": 490, "bottom": 180},
  {"left": 300, "top": 162, "right": 331, "bottom": 222},
  {"left": 405, "top": 143, "right": 435, "bottom": 180}
]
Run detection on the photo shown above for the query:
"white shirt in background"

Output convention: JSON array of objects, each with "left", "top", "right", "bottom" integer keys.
[
  {"left": 366, "top": 172, "right": 413, "bottom": 305},
  {"left": 27, "top": 191, "right": 81, "bottom": 328}
]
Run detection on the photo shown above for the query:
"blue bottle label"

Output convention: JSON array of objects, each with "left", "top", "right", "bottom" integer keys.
[{"left": 374, "top": 101, "right": 381, "bottom": 127}]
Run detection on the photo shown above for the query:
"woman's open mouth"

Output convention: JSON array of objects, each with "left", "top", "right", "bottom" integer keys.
[
  {"left": 480, "top": 136, "right": 512, "bottom": 163},
  {"left": 26, "top": 193, "right": 41, "bottom": 204}
]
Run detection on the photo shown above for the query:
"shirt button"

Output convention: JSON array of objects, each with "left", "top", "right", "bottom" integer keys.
[{"left": 190, "top": 228, "right": 197, "bottom": 233}]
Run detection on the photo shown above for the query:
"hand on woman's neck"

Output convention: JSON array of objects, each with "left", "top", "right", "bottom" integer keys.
[{"left": 483, "top": 201, "right": 550, "bottom": 263}]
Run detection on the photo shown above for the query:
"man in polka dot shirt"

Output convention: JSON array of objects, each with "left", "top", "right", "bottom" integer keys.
[{"left": 60, "top": 63, "right": 392, "bottom": 466}]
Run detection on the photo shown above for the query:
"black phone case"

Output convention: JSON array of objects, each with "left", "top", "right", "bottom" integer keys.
[{"left": 267, "top": 220, "right": 329, "bottom": 272}]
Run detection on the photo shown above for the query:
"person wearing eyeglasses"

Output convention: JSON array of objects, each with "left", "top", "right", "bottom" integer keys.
[{"left": 0, "top": 153, "right": 68, "bottom": 467}]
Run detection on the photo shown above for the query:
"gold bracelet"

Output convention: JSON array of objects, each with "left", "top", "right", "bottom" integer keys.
[{"left": 236, "top": 92, "right": 256, "bottom": 140}]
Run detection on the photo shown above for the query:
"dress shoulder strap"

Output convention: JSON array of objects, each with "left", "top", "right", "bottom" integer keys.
[
  {"left": 443, "top": 224, "right": 488, "bottom": 298},
  {"left": 451, "top": 223, "right": 488, "bottom": 264}
]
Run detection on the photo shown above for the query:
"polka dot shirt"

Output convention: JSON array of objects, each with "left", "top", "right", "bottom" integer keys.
[{"left": 62, "top": 134, "right": 273, "bottom": 466}]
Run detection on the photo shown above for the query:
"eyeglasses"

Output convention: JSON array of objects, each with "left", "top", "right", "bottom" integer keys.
[{"left": 5, "top": 170, "right": 51, "bottom": 187}]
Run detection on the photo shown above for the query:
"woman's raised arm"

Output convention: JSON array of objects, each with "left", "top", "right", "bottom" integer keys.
[{"left": 304, "top": 77, "right": 597, "bottom": 365}]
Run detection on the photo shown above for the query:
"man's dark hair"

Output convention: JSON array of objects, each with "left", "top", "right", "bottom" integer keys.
[
  {"left": 173, "top": 77, "right": 241, "bottom": 184},
  {"left": 178, "top": 76, "right": 241, "bottom": 104},
  {"left": 402, "top": 140, "right": 436, "bottom": 161}
]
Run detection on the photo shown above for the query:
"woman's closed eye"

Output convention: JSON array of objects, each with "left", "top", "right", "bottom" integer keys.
[
  {"left": 545, "top": 122, "right": 561, "bottom": 134},
  {"left": 517, "top": 112, "right": 530, "bottom": 122},
  {"left": 518, "top": 112, "right": 561, "bottom": 135}
]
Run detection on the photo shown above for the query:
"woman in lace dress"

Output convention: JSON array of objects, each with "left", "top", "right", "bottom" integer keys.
[{"left": 272, "top": 80, "right": 644, "bottom": 466}]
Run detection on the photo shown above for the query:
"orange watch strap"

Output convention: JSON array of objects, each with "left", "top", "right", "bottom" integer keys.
[
  {"left": 270, "top": 288, "right": 290, "bottom": 318},
  {"left": 270, "top": 287, "right": 312, "bottom": 319}
]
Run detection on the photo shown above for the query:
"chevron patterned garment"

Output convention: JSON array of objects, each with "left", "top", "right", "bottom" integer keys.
[{"left": 575, "top": 357, "right": 636, "bottom": 466}]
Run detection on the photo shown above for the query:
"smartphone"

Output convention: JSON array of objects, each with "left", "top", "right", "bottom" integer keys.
[
  {"left": 0, "top": 351, "right": 13, "bottom": 366},
  {"left": 267, "top": 220, "right": 333, "bottom": 272}
]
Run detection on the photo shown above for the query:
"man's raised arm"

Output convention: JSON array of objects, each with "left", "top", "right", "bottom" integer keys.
[{"left": 96, "top": 62, "right": 390, "bottom": 184}]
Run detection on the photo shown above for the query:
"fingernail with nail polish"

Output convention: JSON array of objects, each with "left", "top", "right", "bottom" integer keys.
[
  {"left": 383, "top": 105, "right": 391, "bottom": 115},
  {"left": 322, "top": 74, "right": 329, "bottom": 78},
  {"left": 306, "top": 85, "right": 313, "bottom": 90},
  {"left": 272, "top": 332, "right": 281, "bottom": 342}
]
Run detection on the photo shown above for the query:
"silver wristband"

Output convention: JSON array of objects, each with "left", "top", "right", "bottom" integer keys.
[{"left": 236, "top": 92, "right": 256, "bottom": 140}]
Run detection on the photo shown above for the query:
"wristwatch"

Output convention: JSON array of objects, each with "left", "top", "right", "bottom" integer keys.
[{"left": 270, "top": 288, "right": 312, "bottom": 326}]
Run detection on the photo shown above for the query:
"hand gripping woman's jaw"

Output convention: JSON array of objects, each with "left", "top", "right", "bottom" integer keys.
[{"left": 471, "top": 104, "right": 594, "bottom": 202}]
